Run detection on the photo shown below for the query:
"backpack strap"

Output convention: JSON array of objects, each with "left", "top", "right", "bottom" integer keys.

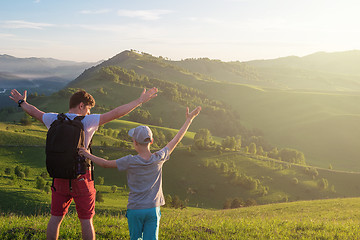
[
  {"left": 74, "top": 115, "right": 95, "bottom": 182},
  {"left": 51, "top": 178, "right": 56, "bottom": 192}
]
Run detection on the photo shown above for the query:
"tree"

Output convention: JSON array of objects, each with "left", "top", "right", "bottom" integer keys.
[
  {"left": 129, "top": 109, "right": 151, "bottom": 124},
  {"left": 223, "top": 199, "right": 232, "bottom": 209},
  {"left": 24, "top": 167, "right": 30, "bottom": 177},
  {"left": 36, "top": 177, "right": 46, "bottom": 190},
  {"left": 257, "top": 146, "right": 264, "bottom": 156},
  {"left": 18, "top": 171, "right": 25, "bottom": 179},
  {"left": 231, "top": 198, "right": 243, "bottom": 209},
  {"left": 172, "top": 195, "right": 184, "bottom": 209},
  {"left": 14, "top": 166, "right": 24, "bottom": 178},
  {"left": 164, "top": 194, "right": 173, "bottom": 208},
  {"left": 278, "top": 148, "right": 306, "bottom": 165},
  {"left": 244, "top": 199, "right": 257, "bottom": 207},
  {"left": 194, "top": 129, "right": 213, "bottom": 149},
  {"left": 248, "top": 143, "right": 257, "bottom": 155},
  {"left": 5, "top": 168, "right": 11, "bottom": 175},
  {"left": 194, "top": 139, "right": 205, "bottom": 150},
  {"left": 96, "top": 176, "right": 104, "bottom": 185},
  {"left": 44, "top": 185, "right": 51, "bottom": 194},
  {"left": 96, "top": 192, "right": 105, "bottom": 203},
  {"left": 268, "top": 147, "right": 279, "bottom": 159},
  {"left": 40, "top": 171, "right": 48, "bottom": 179},
  {"left": 318, "top": 178, "right": 328, "bottom": 190},
  {"left": 20, "top": 114, "right": 32, "bottom": 126},
  {"left": 292, "top": 177, "right": 299, "bottom": 185},
  {"left": 221, "top": 136, "right": 236, "bottom": 150},
  {"left": 220, "top": 162, "right": 228, "bottom": 173},
  {"left": 111, "top": 185, "right": 117, "bottom": 193}
]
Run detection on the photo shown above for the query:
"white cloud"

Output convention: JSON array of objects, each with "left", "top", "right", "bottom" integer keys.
[
  {"left": 0, "top": 33, "right": 14, "bottom": 38},
  {"left": 1, "top": 20, "right": 54, "bottom": 29},
  {"left": 117, "top": 9, "right": 172, "bottom": 20},
  {"left": 80, "top": 9, "right": 111, "bottom": 14}
]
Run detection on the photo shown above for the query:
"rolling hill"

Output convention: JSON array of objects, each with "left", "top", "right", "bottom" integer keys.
[
  {"left": 65, "top": 50, "right": 360, "bottom": 171},
  {"left": 3, "top": 49, "right": 360, "bottom": 171},
  {"left": 2, "top": 49, "right": 360, "bottom": 208}
]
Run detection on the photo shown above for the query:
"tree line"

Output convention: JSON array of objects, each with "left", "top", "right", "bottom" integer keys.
[{"left": 94, "top": 66, "right": 248, "bottom": 137}]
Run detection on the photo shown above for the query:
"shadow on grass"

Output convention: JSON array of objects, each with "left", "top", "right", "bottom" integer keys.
[{"left": 0, "top": 189, "right": 50, "bottom": 216}]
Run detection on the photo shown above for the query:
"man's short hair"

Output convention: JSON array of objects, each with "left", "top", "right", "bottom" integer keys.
[{"left": 69, "top": 90, "right": 95, "bottom": 109}]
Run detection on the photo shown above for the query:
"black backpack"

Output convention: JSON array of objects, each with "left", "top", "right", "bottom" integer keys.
[{"left": 46, "top": 113, "right": 90, "bottom": 179}]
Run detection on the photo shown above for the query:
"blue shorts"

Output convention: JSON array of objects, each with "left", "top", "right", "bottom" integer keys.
[{"left": 126, "top": 207, "right": 161, "bottom": 240}]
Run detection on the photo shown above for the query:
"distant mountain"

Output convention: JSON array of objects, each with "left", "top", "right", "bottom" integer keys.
[
  {"left": 245, "top": 50, "right": 360, "bottom": 91},
  {"left": 0, "top": 54, "right": 98, "bottom": 79},
  {"left": 0, "top": 54, "right": 98, "bottom": 108}
]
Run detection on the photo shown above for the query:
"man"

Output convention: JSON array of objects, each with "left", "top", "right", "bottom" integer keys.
[{"left": 9, "top": 87, "right": 158, "bottom": 240}]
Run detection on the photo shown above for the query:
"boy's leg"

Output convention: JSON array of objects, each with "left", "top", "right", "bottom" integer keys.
[
  {"left": 143, "top": 207, "right": 161, "bottom": 240},
  {"left": 46, "top": 215, "right": 64, "bottom": 240},
  {"left": 126, "top": 209, "right": 145, "bottom": 240}
]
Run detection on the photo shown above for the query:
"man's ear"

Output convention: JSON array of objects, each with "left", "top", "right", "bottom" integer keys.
[{"left": 79, "top": 102, "right": 84, "bottom": 109}]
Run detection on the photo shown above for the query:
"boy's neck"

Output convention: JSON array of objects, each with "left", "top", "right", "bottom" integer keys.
[{"left": 136, "top": 146, "right": 152, "bottom": 161}]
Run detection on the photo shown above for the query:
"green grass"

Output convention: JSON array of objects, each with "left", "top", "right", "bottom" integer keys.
[{"left": 2, "top": 198, "right": 360, "bottom": 239}]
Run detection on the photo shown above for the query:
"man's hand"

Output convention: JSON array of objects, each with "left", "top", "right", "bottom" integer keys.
[
  {"left": 78, "top": 147, "right": 90, "bottom": 158},
  {"left": 138, "top": 87, "right": 158, "bottom": 105},
  {"left": 186, "top": 106, "right": 202, "bottom": 121},
  {"left": 9, "top": 89, "right": 27, "bottom": 103}
]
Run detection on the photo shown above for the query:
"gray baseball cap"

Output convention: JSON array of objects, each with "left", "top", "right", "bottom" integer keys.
[{"left": 128, "top": 125, "right": 153, "bottom": 144}]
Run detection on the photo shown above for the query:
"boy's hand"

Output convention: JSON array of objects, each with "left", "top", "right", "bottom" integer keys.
[
  {"left": 78, "top": 147, "right": 90, "bottom": 157},
  {"left": 139, "top": 87, "right": 158, "bottom": 104},
  {"left": 186, "top": 106, "right": 201, "bottom": 121},
  {"left": 9, "top": 89, "right": 27, "bottom": 103}
]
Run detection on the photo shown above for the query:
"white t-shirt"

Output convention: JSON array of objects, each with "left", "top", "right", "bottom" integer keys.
[{"left": 43, "top": 113, "right": 100, "bottom": 148}]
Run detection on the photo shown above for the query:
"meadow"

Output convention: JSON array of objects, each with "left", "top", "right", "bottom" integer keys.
[
  {"left": 2, "top": 198, "right": 360, "bottom": 239},
  {"left": 2, "top": 121, "right": 360, "bottom": 239}
]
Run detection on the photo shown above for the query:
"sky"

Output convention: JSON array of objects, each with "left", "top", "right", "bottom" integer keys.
[{"left": 1, "top": 0, "right": 360, "bottom": 63}]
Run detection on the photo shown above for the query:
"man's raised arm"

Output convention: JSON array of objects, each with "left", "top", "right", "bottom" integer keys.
[
  {"left": 99, "top": 87, "right": 158, "bottom": 126},
  {"left": 9, "top": 89, "right": 45, "bottom": 123}
]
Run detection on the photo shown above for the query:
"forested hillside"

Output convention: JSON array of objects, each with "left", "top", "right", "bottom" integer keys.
[{"left": 2, "top": 49, "right": 360, "bottom": 188}]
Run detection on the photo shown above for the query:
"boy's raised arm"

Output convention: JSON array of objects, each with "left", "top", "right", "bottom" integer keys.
[
  {"left": 79, "top": 147, "right": 117, "bottom": 168},
  {"left": 99, "top": 87, "right": 158, "bottom": 126},
  {"left": 166, "top": 106, "right": 201, "bottom": 154},
  {"left": 9, "top": 89, "right": 45, "bottom": 123}
]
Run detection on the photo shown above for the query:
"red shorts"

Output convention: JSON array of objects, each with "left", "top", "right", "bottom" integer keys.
[{"left": 51, "top": 171, "right": 96, "bottom": 219}]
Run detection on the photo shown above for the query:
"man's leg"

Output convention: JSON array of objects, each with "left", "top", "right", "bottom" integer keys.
[
  {"left": 73, "top": 172, "right": 96, "bottom": 240},
  {"left": 46, "top": 215, "right": 65, "bottom": 240},
  {"left": 79, "top": 218, "right": 95, "bottom": 240}
]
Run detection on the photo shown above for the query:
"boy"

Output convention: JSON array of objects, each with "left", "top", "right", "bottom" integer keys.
[
  {"left": 9, "top": 87, "right": 158, "bottom": 240},
  {"left": 79, "top": 106, "right": 201, "bottom": 240}
]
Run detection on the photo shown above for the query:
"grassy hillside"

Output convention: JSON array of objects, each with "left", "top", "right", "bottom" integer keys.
[
  {"left": 2, "top": 122, "right": 360, "bottom": 211},
  {"left": 65, "top": 50, "right": 360, "bottom": 171},
  {"left": 197, "top": 81, "right": 360, "bottom": 171},
  {"left": 3, "top": 50, "right": 360, "bottom": 171}
]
